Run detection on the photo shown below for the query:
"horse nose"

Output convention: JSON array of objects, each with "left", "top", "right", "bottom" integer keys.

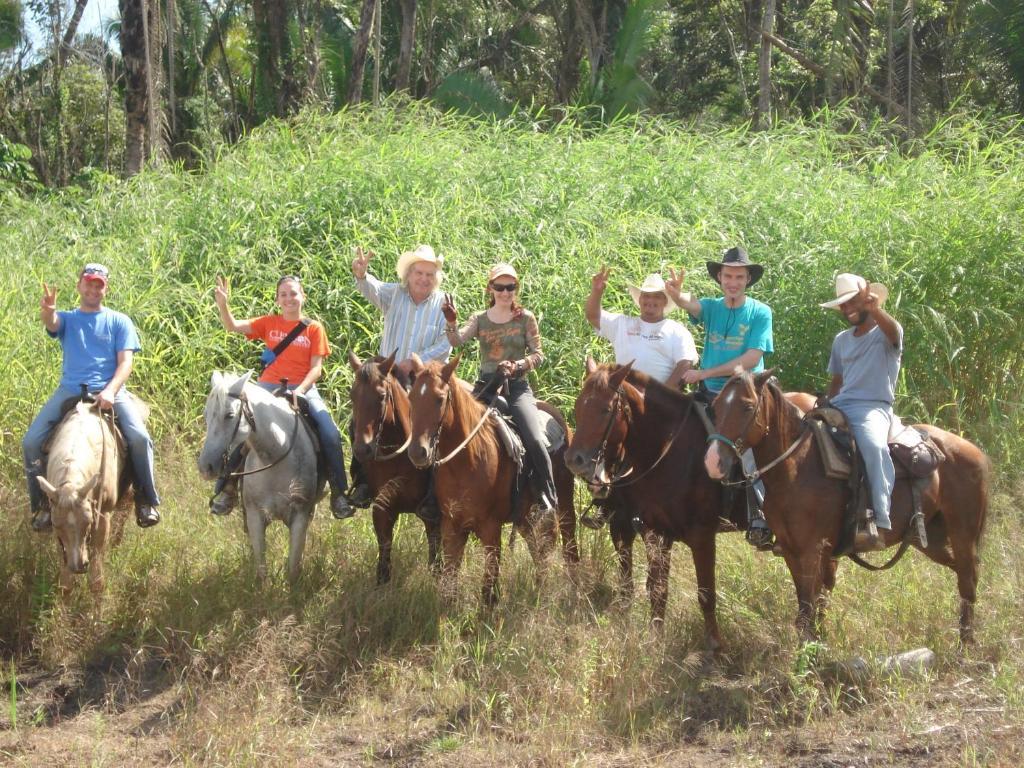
[
  {"left": 70, "top": 558, "right": 89, "bottom": 574},
  {"left": 353, "top": 440, "right": 374, "bottom": 463},
  {"left": 408, "top": 443, "right": 429, "bottom": 469},
  {"left": 564, "top": 448, "right": 587, "bottom": 475},
  {"left": 704, "top": 444, "right": 724, "bottom": 480}
]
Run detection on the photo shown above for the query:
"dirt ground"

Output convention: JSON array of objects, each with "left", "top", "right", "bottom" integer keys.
[{"left": 1, "top": 659, "right": 1021, "bottom": 767}]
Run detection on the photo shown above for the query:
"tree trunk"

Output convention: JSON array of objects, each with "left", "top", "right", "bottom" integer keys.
[
  {"left": 756, "top": 0, "right": 777, "bottom": 129},
  {"left": 347, "top": 0, "right": 377, "bottom": 104},
  {"left": 395, "top": 0, "right": 417, "bottom": 93},
  {"left": 253, "top": 0, "right": 294, "bottom": 117},
  {"left": 119, "top": 0, "right": 150, "bottom": 175},
  {"left": 905, "top": 0, "right": 914, "bottom": 136},
  {"left": 372, "top": 0, "right": 381, "bottom": 104},
  {"left": 167, "top": 0, "right": 176, "bottom": 140},
  {"left": 57, "top": 0, "right": 90, "bottom": 67}
]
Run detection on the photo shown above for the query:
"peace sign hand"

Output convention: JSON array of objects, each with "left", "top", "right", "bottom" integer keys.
[
  {"left": 40, "top": 283, "right": 58, "bottom": 313},
  {"left": 591, "top": 266, "right": 611, "bottom": 294},
  {"left": 666, "top": 266, "right": 685, "bottom": 291},
  {"left": 442, "top": 292, "right": 458, "bottom": 324},
  {"left": 352, "top": 247, "right": 374, "bottom": 279},
  {"left": 214, "top": 275, "right": 230, "bottom": 309}
]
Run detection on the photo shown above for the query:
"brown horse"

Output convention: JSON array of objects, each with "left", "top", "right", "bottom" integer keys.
[
  {"left": 348, "top": 351, "right": 441, "bottom": 584},
  {"left": 704, "top": 370, "right": 990, "bottom": 645},
  {"left": 406, "top": 356, "right": 579, "bottom": 605},
  {"left": 565, "top": 358, "right": 815, "bottom": 651}
]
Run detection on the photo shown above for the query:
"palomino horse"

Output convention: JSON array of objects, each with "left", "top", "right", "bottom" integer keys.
[
  {"left": 565, "top": 358, "right": 815, "bottom": 651},
  {"left": 704, "top": 370, "right": 990, "bottom": 645},
  {"left": 406, "top": 356, "right": 579, "bottom": 605},
  {"left": 349, "top": 351, "right": 441, "bottom": 584},
  {"left": 198, "top": 371, "right": 325, "bottom": 584},
  {"left": 37, "top": 399, "right": 133, "bottom": 599}
]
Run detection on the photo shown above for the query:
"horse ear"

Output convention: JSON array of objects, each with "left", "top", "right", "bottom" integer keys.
[
  {"left": 754, "top": 369, "right": 776, "bottom": 389},
  {"left": 409, "top": 353, "right": 424, "bottom": 376},
  {"left": 81, "top": 473, "right": 100, "bottom": 496},
  {"left": 348, "top": 351, "right": 362, "bottom": 372},
  {"left": 440, "top": 353, "right": 461, "bottom": 384},
  {"left": 228, "top": 371, "right": 252, "bottom": 396},
  {"left": 585, "top": 356, "right": 598, "bottom": 376},
  {"left": 211, "top": 370, "right": 223, "bottom": 387},
  {"left": 608, "top": 361, "right": 634, "bottom": 390},
  {"left": 379, "top": 349, "right": 398, "bottom": 377},
  {"left": 37, "top": 476, "right": 58, "bottom": 501}
]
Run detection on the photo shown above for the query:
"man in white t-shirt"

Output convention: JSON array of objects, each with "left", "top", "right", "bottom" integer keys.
[{"left": 586, "top": 266, "right": 698, "bottom": 387}]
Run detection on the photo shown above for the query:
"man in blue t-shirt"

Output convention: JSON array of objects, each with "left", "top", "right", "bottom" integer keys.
[
  {"left": 23, "top": 263, "right": 161, "bottom": 531},
  {"left": 666, "top": 246, "right": 775, "bottom": 549}
]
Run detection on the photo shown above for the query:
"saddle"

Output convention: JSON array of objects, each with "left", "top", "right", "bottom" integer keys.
[{"left": 805, "top": 405, "right": 944, "bottom": 555}]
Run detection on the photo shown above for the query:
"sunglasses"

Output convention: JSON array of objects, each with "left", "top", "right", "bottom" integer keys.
[
  {"left": 81, "top": 267, "right": 109, "bottom": 278},
  {"left": 491, "top": 282, "right": 518, "bottom": 293}
]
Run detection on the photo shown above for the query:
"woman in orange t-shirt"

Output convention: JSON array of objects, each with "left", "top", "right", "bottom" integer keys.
[{"left": 213, "top": 275, "right": 352, "bottom": 520}]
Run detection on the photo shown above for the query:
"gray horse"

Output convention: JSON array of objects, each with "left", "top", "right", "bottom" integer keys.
[{"left": 198, "top": 371, "right": 324, "bottom": 583}]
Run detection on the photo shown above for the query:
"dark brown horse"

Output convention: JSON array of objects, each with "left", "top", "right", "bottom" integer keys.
[
  {"left": 406, "top": 356, "right": 579, "bottom": 605},
  {"left": 349, "top": 351, "right": 441, "bottom": 584},
  {"left": 565, "top": 358, "right": 816, "bottom": 651},
  {"left": 704, "top": 370, "right": 990, "bottom": 645}
]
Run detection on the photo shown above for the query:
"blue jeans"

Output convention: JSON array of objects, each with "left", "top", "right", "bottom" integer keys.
[
  {"left": 23, "top": 385, "right": 160, "bottom": 512},
  {"left": 832, "top": 397, "right": 894, "bottom": 530},
  {"left": 257, "top": 383, "right": 347, "bottom": 493}
]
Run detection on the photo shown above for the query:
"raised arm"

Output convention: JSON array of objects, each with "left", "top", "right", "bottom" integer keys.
[
  {"left": 864, "top": 286, "right": 901, "bottom": 347},
  {"left": 665, "top": 267, "right": 702, "bottom": 318},
  {"left": 214, "top": 275, "right": 253, "bottom": 335},
  {"left": 585, "top": 266, "right": 610, "bottom": 330}
]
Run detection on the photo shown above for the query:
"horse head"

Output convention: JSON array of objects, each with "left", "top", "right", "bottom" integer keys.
[
  {"left": 704, "top": 368, "right": 776, "bottom": 480},
  {"left": 198, "top": 370, "right": 254, "bottom": 479},
  {"left": 349, "top": 350, "right": 407, "bottom": 463},
  {"left": 407, "top": 355, "right": 461, "bottom": 469},
  {"left": 38, "top": 467, "right": 100, "bottom": 575},
  {"left": 565, "top": 357, "right": 635, "bottom": 498}
]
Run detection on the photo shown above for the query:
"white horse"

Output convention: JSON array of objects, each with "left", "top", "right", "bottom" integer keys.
[
  {"left": 198, "top": 371, "right": 324, "bottom": 584},
  {"left": 37, "top": 400, "right": 132, "bottom": 599}
]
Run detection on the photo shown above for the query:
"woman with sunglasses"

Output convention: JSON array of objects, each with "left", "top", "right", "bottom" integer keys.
[
  {"left": 213, "top": 274, "right": 353, "bottom": 520},
  {"left": 441, "top": 263, "right": 557, "bottom": 516}
]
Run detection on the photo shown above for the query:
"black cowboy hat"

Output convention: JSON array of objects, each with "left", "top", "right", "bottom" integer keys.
[{"left": 706, "top": 246, "right": 764, "bottom": 286}]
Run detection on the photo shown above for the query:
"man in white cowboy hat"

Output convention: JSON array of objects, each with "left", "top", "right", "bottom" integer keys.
[
  {"left": 350, "top": 244, "right": 451, "bottom": 507},
  {"left": 586, "top": 266, "right": 698, "bottom": 388},
  {"left": 666, "top": 245, "right": 775, "bottom": 549},
  {"left": 822, "top": 273, "right": 903, "bottom": 551}
]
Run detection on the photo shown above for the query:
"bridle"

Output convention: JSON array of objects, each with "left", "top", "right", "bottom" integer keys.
[
  {"left": 362, "top": 371, "right": 412, "bottom": 461},
  {"left": 707, "top": 378, "right": 809, "bottom": 485},
  {"left": 419, "top": 377, "right": 495, "bottom": 467},
  {"left": 581, "top": 383, "right": 696, "bottom": 490},
  {"left": 217, "top": 388, "right": 300, "bottom": 480}
]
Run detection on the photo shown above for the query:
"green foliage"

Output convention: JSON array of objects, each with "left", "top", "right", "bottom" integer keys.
[
  {"left": 431, "top": 70, "right": 513, "bottom": 119},
  {"left": 0, "top": 133, "right": 38, "bottom": 190},
  {"left": 0, "top": 0, "right": 21, "bottom": 51}
]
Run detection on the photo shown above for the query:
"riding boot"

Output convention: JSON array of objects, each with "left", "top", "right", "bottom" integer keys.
[
  {"left": 580, "top": 498, "right": 613, "bottom": 529},
  {"left": 347, "top": 456, "right": 373, "bottom": 508},
  {"left": 330, "top": 478, "right": 355, "bottom": 519},
  {"left": 741, "top": 448, "right": 773, "bottom": 550},
  {"left": 31, "top": 500, "right": 52, "bottom": 533},
  {"left": 136, "top": 504, "right": 160, "bottom": 528},
  {"left": 210, "top": 444, "right": 245, "bottom": 515},
  {"left": 415, "top": 473, "right": 441, "bottom": 522}
]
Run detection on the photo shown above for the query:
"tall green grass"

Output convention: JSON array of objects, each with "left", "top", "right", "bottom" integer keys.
[{"left": 1, "top": 104, "right": 1022, "bottom": 763}]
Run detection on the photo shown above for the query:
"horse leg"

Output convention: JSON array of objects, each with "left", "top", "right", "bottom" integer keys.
[
  {"left": 554, "top": 463, "right": 580, "bottom": 567},
  {"left": 285, "top": 509, "right": 312, "bottom": 586},
  {"left": 815, "top": 554, "right": 839, "bottom": 631},
  {"left": 479, "top": 519, "right": 502, "bottom": 608},
  {"left": 782, "top": 546, "right": 826, "bottom": 641},
  {"left": 947, "top": 519, "right": 981, "bottom": 648},
  {"left": 644, "top": 529, "right": 672, "bottom": 629},
  {"left": 372, "top": 504, "right": 398, "bottom": 585},
  {"left": 609, "top": 515, "right": 636, "bottom": 604},
  {"left": 246, "top": 507, "right": 269, "bottom": 584},
  {"left": 688, "top": 530, "right": 722, "bottom": 653},
  {"left": 440, "top": 521, "right": 469, "bottom": 605},
  {"left": 424, "top": 515, "right": 442, "bottom": 574}
]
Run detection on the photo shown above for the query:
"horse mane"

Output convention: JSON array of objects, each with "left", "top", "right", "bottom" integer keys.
[
  {"left": 421, "top": 360, "right": 495, "bottom": 465},
  {"left": 592, "top": 362, "right": 695, "bottom": 414}
]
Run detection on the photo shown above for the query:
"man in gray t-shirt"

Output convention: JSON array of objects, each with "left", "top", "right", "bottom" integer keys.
[{"left": 822, "top": 273, "right": 903, "bottom": 550}]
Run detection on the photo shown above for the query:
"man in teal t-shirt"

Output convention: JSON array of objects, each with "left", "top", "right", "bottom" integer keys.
[
  {"left": 666, "top": 246, "right": 773, "bottom": 393},
  {"left": 666, "top": 246, "right": 775, "bottom": 549}
]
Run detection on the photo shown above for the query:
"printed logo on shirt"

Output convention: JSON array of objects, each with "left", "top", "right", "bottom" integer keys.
[
  {"left": 267, "top": 329, "right": 311, "bottom": 348},
  {"left": 708, "top": 323, "right": 750, "bottom": 351}
]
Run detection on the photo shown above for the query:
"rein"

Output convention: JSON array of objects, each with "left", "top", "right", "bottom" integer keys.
[
  {"left": 709, "top": 379, "right": 810, "bottom": 486},
  {"left": 586, "top": 389, "right": 698, "bottom": 490},
  {"left": 426, "top": 384, "right": 496, "bottom": 467},
  {"left": 369, "top": 377, "right": 412, "bottom": 461},
  {"left": 218, "top": 389, "right": 301, "bottom": 480}
]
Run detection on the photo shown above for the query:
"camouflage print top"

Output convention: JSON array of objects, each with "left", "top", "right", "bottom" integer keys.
[{"left": 447, "top": 309, "right": 544, "bottom": 377}]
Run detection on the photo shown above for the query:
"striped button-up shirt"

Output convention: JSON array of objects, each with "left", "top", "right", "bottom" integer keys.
[{"left": 355, "top": 273, "right": 451, "bottom": 363}]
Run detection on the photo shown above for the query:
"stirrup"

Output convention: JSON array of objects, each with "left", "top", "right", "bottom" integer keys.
[
  {"left": 746, "top": 520, "right": 774, "bottom": 551},
  {"left": 31, "top": 509, "right": 52, "bottom": 533},
  {"left": 853, "top": 521, "right": 886, "bottom": 552},
  {"left": 580, "top": 504, "right": 610, "bottom": 530},
  {"left": 347, "top": 484, "right": 373, "bottom": 509}
]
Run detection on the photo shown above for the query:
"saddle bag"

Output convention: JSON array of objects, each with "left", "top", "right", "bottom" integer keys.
[{"left": 889, "top": 429, "right": 944, "bottom": 478}]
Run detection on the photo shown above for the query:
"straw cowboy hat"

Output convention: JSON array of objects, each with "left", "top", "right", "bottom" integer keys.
[
  {"left": 820, "top": 273, "right": 889, "bottom": 310},
  {"left": 706, "top": 246, "right": 764, "bottom": 286},
  {"left": 627, "top": 274, "right": 683, "bottom": 311},
  {"left": 395, "top": 244, "right": 443, "bottom": 280}
]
